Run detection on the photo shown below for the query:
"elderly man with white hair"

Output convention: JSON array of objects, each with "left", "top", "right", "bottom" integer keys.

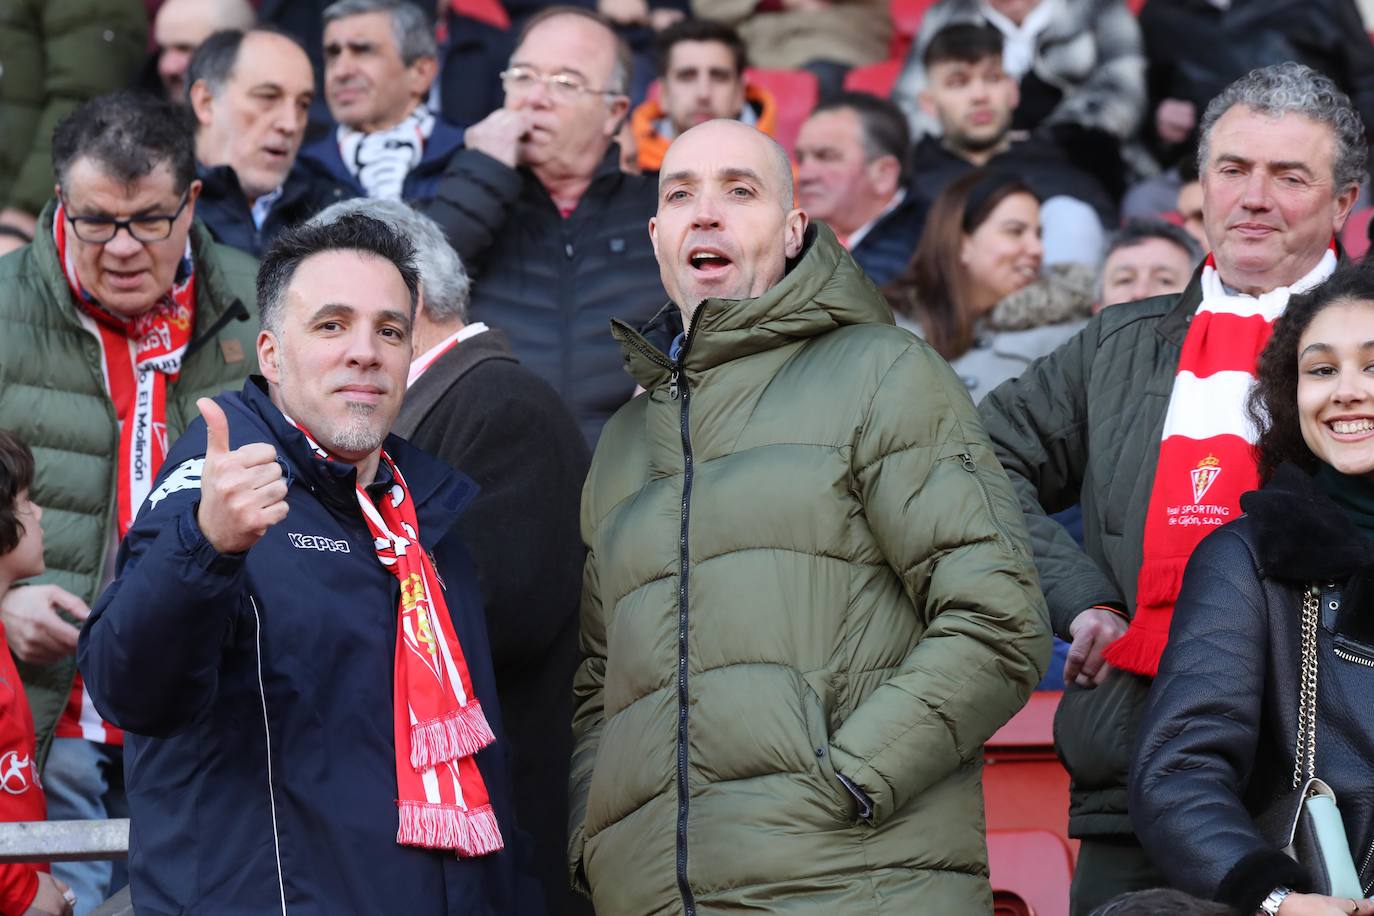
[{"left": 307, "top": 198, "right": 591, "bottom": 915}]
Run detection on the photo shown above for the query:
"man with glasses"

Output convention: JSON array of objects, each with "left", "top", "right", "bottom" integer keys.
[
  {"left": 0, "top": 90, "right": 258, "bottom": 914},
  {"left": 296, "top": 0, "right": 464, "bottom": 204},
  {"left": 426, "top": 6, "right": 668, "bottom": 446}
]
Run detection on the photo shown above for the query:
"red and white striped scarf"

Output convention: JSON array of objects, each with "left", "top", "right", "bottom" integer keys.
[
  {"left": 292, "top": 422, "right": 504, "bottom": 856},
  {"left": 1105, "top": 245, "right": 1338, "bottom": 677},
  {"left": 54, "top": 204, "right": 197, "bottom": 746}
]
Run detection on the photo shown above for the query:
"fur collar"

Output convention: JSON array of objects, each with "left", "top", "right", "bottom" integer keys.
[{"left": 1241, "top": 463, "right": 1374, "bottom": 642}]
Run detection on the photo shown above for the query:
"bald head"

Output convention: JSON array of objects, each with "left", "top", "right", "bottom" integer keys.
[
  {"left": 660, "top": 119, "right": 795, "bottom": 210},
  {"left": 156, "top": 0, "right": 256, "bottom": 100},
  {"left": 650, "top": 119, "right": 807, "bottom": 320}
]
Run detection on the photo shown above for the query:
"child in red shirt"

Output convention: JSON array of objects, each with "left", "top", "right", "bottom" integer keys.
[{"left": 0, "top": 432, "right": 73, "bottom": 916}]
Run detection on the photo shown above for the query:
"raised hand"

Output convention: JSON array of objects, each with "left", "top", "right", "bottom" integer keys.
[{"left": 194, "top": 398, "right": 289, "bottom": 555}]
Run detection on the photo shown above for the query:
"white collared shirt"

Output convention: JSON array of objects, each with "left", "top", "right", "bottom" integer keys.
[
  {"left": 845, "top": 188, "right": 907, "bottom": 250},
  {"left": 407, "top": 322, "right": 490, "bottom": 388}
]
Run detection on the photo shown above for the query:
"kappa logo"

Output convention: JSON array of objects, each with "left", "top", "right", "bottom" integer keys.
[
  {"left": 148, "top": 458, "right": 204, "bottom": 509},
  {"left": 1190, "top": 454, "right": 1222, "bottom": 504},
  {"left": 0, "top": 751, "right": 33, "bottom": 796},
  {"left": 288, "top": 532, "right": 351, "bottom": 553}
]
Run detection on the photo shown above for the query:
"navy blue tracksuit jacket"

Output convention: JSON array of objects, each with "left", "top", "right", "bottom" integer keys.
[{"left": 79, "top": 379, "right": 541, "bottom": 916}]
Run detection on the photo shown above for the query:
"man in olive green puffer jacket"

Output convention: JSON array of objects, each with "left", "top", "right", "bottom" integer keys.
[
  {"left": 0, "top": 90, "right": 259, "bottom": 911},
  {"left": 568, "top": 119, "right": 1051, "bottom": 915}
]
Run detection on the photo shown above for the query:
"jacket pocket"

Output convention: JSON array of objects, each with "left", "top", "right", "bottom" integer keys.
[{"left": 800, "top": 677, "right": 850, "bottom": 824}]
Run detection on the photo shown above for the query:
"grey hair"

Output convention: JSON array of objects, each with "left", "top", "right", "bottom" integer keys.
[
  {"left": 307, "top": 198, "right": 471, "bottom": 323},
  {"left": 1197, "top": 62, "right": 1368, "bottom": 192},
  {"left": 322, "top": 0, "right": 437, "bottom": 65},
  {"left": 1094, "top": 218, "right": 1204, "bottom": 303}
]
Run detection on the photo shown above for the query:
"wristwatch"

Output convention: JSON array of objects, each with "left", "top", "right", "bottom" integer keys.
[{"left": 1258, "top": 886, "right": 1292, "bottom": 915}]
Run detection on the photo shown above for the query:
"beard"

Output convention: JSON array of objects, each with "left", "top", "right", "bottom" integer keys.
[
  {"left": 277, "top": 358, "right": 391, "bottom": 458},
  {"left": 324, "top": 401, "right": 388, "bottom": 455}
]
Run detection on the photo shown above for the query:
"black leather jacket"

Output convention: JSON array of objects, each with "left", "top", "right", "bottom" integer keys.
[{"left": 1131, "top": 464, "right": 1374, "bottom": 913}]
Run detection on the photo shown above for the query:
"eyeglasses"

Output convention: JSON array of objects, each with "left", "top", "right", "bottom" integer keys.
[
  {"left": 60, "top": 188, "right": 192, "bottom": 244},
  {"left": 499, "top": 66, "right": 623, "bottom": 104}
]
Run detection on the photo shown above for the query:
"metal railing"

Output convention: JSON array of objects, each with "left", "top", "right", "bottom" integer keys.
[{"left": 0, "top": 819, "right": 130, "bottom": 914}]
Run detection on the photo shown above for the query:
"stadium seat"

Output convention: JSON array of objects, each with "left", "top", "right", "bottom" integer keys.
[
  {"left": 844, "top": 59, "right": 902, "bottom": 98},
  {"left": 890, "top": 0, "right": 936, "bottom": 60},
  {"left": 1341, "top": 206, "right": 1373, "bottom": 260},
  {"left": 989, "top": 829, "right": 1074, "bottom": 916},
  {"left": 1128, "top": 0, "right": 1148, "bottom": 12},
  {"left": 741, "top": 68, "right": 820, "bottom": 156}
]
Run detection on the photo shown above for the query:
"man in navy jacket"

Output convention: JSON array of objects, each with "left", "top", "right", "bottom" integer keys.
[{"left": 78, "top": 214, "right": 539, "bottom": 915}]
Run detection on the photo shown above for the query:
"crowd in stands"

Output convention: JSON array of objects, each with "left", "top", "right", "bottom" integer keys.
[{"left": 3, "top": 0, "right": 1374, "bottom": 914}]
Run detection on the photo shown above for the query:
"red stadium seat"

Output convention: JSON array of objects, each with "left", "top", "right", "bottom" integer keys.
[
  {"left": 989, "top": 829, "right": 1075, "bottom": 916},
  {"left": 1128, "top": 0, "right": 1148, "bottom": 12},
  {"left": 1341, "top": 207, "right": 1373, "bottom": 260},
  {"left": 844, "top": 59, "right": 903, "bottom": 98},
  {"left": 741, "top": 68, "right": 820, "bottom": 156},
  {"left": 890, "top": 0, "right": 937, "bottom": 60}
]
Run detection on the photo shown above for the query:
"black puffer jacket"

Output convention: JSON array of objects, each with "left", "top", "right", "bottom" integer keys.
[
  {"left": 424, "top": 145, "right": 668, "bottom": 446},
  {"left": 1131, "top": 464, "right": 1374, "bottom": 913}
]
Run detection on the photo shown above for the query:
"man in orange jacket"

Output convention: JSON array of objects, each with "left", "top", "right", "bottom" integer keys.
[{"left": 629, "top": 19, "right": 778, "bottom": 174}]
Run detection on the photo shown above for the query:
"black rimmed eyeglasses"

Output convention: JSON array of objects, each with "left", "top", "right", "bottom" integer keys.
[{"left": 60, "top": 188, "right": 192, "bottom": 244}]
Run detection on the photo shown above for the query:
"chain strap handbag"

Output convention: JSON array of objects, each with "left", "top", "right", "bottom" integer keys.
[{"left": 1256, "top": 585, "right": 1364, "bottom": 897}]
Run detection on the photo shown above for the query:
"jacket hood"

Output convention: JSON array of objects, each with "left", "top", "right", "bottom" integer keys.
[
  {"left": 985, "top": 263, "right": 1096, "bottom": 332},
  {"left": 613, "top": 222, "right": 893, "bottom": 389}
]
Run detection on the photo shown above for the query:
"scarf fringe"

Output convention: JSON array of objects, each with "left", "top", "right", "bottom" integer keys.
[
  {"left": 396, "top": 801, "right": 505, "bottom": 856},
  {"left": 1103, "top": 626, "right": 1167, "bottom": 677},
  {"left": 1136, "top": 558, "right": 1187, "bottom": 606},
  {"left": 409, "top": 702, "right": 495, "bottom": 772}
]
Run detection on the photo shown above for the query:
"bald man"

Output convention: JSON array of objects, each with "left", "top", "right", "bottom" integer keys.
[
  {"left": 153, "top": 0, "right": 256, "bottom": 100},
  {"left": 567, "top": 120, "right": 1050, "bottom": 915}
]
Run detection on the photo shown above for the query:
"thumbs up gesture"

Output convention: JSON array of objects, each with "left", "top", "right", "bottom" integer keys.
[{"left": 195, "top": 398, "right": 289, "bottom": 554}]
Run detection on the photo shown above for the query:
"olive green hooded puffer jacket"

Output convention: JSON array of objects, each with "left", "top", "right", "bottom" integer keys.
[{"left": 569, "top": 225, "right": 1051, "bottom": 915}]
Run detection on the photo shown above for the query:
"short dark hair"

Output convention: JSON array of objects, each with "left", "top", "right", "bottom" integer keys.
[
  {"left": 923, "top": 23, "right": 1003, "bottom": 71},
  {"left": 811, "top": 91, "right": 911, "bottom": 183},
  {"left": 1089, "top": 888, "right": 1237, "bottom": 915},
  {"left": 52, "top": 90, "right": 197, "bottom": 194},
  {"left": 1250, "top": 261, "right": 1374, "bottom": 482},
  {"left": 653, "top": 19, "right": 748, "bottom": 78},
  {"left": 186, "top": 27, "right": 310, "bottom": 103},
  {"left": 515, "top": 7, "right": 631, "bottom": 95},
  {"left": 0, "top": 431, "right": 36, "bottom": 557},
  {"left": 256, "top": 214, "right": 421, "bottom": 334}
]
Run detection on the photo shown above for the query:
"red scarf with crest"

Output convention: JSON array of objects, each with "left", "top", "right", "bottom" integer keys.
[
  {"left": 1105, "top": 245, "right": 1338, "bottom": 677},
  {"left": 54, "top": 204, "right": 198, "bottom": 745},
  {"left": 291, "top": 421, "right": 503, "bottom": 856}
]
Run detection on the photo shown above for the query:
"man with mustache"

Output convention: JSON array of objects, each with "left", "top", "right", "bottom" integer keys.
[
  {"left": 79, "top": 213, "right": 538, "bottom": 915},
  {"left": 0, "top": 89, "right": 260, "bottom": 914},
  {"left": 978, "top": 61, "right": 1364, "bottom": 914},
  {"left": 297, "top": 0, "right": 463, "bottom": 203},
  {"left": 425, "top": 6, "right": 667, "bottom": 446},
  {"left": 568, "top": 118, "right": 1050, "bottom": 913}
]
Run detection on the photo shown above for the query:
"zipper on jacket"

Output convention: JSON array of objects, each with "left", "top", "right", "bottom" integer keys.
[
  {"left": 672, "top": 323, "right": 699, "bottom": 916},
  {"left": 250, "top": 596, "right": 289, "bottom": 915},
  {"left": 1335, "top": 646, "right": 1374, "bottom": 668},
  {"left": 958, "top": 452, "right": 1022, "bottom": 556}
]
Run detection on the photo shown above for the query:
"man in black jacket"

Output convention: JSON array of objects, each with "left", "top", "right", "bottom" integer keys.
[
  {"left": 911, "top": 23, "right": 1116, "bottom": 262},
  {"left": 311, "top": 197, "right": 591, "bottom": 915},
  {"left": 425, "top": 7, "right": 667, "bottom": 446},
  {"left": 977, "top": 63, "right": 1363, "bottom": 914},
  {"left": 187, "top": 28, "right": 352, "bottom": 258}
]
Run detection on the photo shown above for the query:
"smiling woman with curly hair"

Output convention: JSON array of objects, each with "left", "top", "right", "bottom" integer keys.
[{"left": 1131, "top": 262, "right": 1374, "bottom": 916}]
